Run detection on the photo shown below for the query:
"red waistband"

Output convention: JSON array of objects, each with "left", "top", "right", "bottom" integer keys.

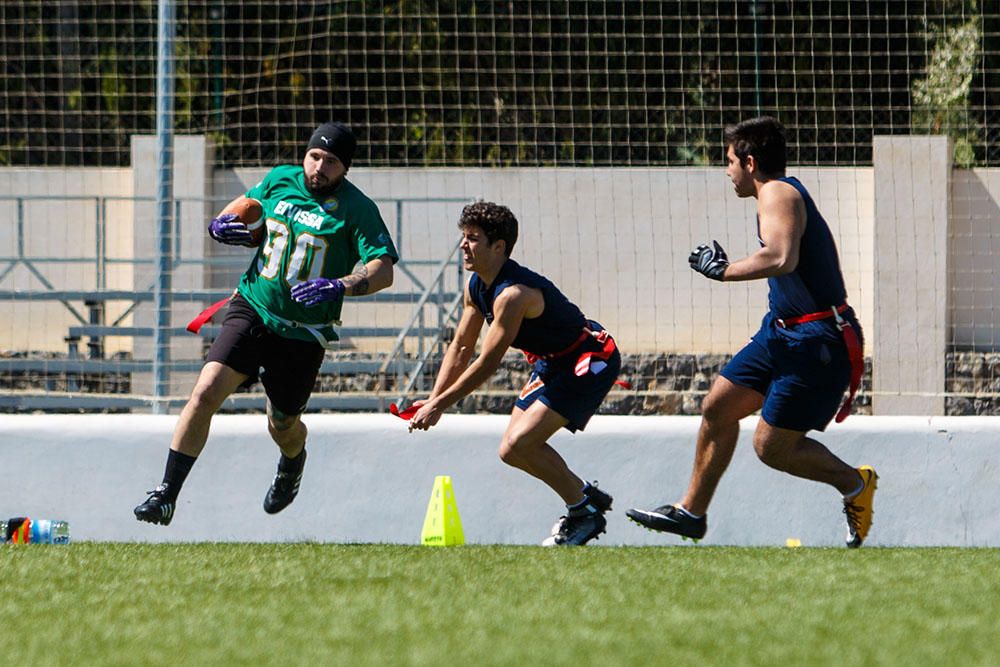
[
  {"left": 525, "top": 326, "right": 629, "bottom": 387},
  {"left": 775, "top": 303, "right": 850, "bottom": 329},
  {"left": 524, "top": 328, "right": 599, "bottom": 363}
]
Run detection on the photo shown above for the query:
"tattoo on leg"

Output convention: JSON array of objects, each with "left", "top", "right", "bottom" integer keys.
[{"left": 267, "top": 401, "right": 292, "bottom": 426}]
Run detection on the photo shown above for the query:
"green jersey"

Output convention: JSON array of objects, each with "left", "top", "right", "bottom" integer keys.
[{"left": 237, "top": 164, "right": 398, "bottom": 345}]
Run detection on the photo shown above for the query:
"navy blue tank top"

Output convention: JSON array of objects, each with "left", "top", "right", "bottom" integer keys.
[
  {"left": 761, "top": 177, "right": 847, "bottom": 318},
  {"left": 468, "top": 259, "right": 587, "bottom": 356}
]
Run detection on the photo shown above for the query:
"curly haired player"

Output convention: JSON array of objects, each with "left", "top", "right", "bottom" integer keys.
[
  {"left": 408, "top": 201, "right": 623, "bottom": 546},
  {"left": 134, "top": 122, "right": 398, "bottom": 526}
]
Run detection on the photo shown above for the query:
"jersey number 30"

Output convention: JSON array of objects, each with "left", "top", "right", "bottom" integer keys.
[{"left": 257, "top": 218, "right": 329, "bottom": 285}]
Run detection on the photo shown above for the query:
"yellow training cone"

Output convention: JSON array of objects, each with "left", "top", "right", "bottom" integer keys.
[{"left": 421, "top": 475, "right": 465, "bottom": 546}]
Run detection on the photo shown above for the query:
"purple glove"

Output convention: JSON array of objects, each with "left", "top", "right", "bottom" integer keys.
[
  {"left": 290, "top": 278, "right": 346, "bottom": 307},
  {"left": 208, "top": 212, "right": 254, "bottom": 246}
]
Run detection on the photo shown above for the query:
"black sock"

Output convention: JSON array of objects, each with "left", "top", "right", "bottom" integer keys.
[
  {"left": 278, "top": 447, "right": 306, "bottom": 473},
  {"left": 161, "top": 450, "right": 197, "bottom": 500},
  {"left": 567, "top": 497, "right": 592, "bottom": 512}
]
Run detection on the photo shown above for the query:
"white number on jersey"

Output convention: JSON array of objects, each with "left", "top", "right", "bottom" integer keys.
[{"left": 257, "top": 218, "right": 330, "bottom": 285}]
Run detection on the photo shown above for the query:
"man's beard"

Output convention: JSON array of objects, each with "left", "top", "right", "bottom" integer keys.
[{"left": 305, "top": 173, "right": 343, "bottom": 196}]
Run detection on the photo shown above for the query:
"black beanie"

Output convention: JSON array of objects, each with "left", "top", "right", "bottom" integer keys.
[{"left": 307, "top": 122, "right": 356, "bottom": 169}]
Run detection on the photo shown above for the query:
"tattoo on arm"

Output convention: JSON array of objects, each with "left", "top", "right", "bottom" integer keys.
[{"left": 346, "top": 264, "right": 370, "bottom": 296}]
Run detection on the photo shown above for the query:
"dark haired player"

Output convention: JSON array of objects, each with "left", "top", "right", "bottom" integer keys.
[
  {"left": 134, "top": 122, "right": 398, "bottom": 525},
  {"left": 628, "top": 116, "right": 877, "bottom": 548},
  {"left": 408, "top": 201, "right": 623, "bottom": 546}
]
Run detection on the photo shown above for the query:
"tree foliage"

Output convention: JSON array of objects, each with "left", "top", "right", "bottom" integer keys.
[{"left": 0, "top": 0, "right": 995, "bottom": 168}]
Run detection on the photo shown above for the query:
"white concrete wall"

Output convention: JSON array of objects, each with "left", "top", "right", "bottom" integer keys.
[
  {"left": 0, "top": 167, "right": 133, "bottom": 352},
  {"left": 227, "top": 166, "right": 875, "bottom": 355},
  {"left": 2, "top": 414, "right": 999, "bottom": 547},
  {"left": 3, "top": 149, "right": 1000, "bottom": 416},
  {"left": 8, "top": 158, "right": 1000, "bottom": 355},
  {"left": 951, "top": 169, "right": 1000, "bottom": 349},
  {"left": 11, "top": 160, "right": 1000, "bottom": 359}
]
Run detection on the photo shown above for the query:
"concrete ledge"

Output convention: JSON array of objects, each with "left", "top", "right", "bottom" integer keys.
[{"left": 1, "top": 415, "right": 998, "bottom": 546}]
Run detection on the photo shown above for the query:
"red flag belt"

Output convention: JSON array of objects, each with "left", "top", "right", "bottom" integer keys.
[
  {"left": 186, "top": 292, "right": 236, "bottom": 334},
  {"left": 526, "top": 327, "right": 630, "bottom": 388},
  {"left": 523, "top": 329, "right": 591, "bottom": 365}
]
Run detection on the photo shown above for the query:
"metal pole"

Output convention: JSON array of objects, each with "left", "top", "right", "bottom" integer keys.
[
  {"left": 16, "top": 198, "right": 24, "bottom": 260},
  {"left": 752, "top": 0, "right": 762, "bottom": 115},
  {"left": 96, "top": 198, "right": 105, "bottom": 290},
  {"left": 210, "top": 1, "right": 225, "bottom": 127},
  {"left": 152, "top": 0, "right": 175, "bottom": 414}
]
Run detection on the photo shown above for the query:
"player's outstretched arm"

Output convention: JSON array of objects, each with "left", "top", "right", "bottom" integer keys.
[
  {"left": 409, "top": 286, "right": 530, "bottom": 431},
  {"left": 407, "top": 286, "right": 483, "bottom": 431},
  {"left": 428, "top": 284, "right": 483, "bottom": 399}
]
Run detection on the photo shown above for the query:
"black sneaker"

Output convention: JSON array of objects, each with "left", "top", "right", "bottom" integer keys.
[
  {"left": 134, "top": 484, "right": 175, "bottom": 526},
  {"left": 541, "top": 482, "right": 614, "bottom": 546},
  {"left": 263, "top": 450, "right": 306, "bottom": 514},
  {"left": 542, "top": 511, "right": 608, "bottom": 546},
  {"left": 626, "top": 504, "right": 707, "bottom": 541},
  {"left": 582, "top": 481, "right": 613, "bottom": 513}
]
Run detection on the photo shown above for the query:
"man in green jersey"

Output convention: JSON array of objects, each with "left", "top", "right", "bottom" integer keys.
[{"left": 135, "top": 122, "right": 399, "bottom": 526}]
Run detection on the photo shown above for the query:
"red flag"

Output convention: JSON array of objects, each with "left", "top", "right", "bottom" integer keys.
[
  {"left": 186, "top": 297, "right": 230, "bottom": 334},
  {"left": 389, "top": 403, "right": 419, "bottom": 420}
]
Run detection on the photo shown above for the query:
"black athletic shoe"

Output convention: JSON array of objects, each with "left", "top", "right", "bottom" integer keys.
[
  {"left": 541, "top": 482, "right": 614, "bottom": 546},
  {"left": 542, "top": 511, "right": 608, "bottom": 546},
  {"left": 263, "top": 450, "right": 306, "bottom": 514},
  {"left": 626, "top": 504, "right": 707, "bottom": 541},
  {"left": 582, "top": 482, "right": 614, "bottom": 514},
  {"left": 134, "top": 484, "right": 175, "bottom": 526}
]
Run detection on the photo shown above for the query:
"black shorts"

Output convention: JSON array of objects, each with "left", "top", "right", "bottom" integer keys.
[{"left": 205, "top": 294, "right": 325, "bottom": 416}]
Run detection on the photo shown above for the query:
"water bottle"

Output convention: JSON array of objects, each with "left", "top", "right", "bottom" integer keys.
[{"left": 1, "top": 517, "right": 71, "bottom": 544}]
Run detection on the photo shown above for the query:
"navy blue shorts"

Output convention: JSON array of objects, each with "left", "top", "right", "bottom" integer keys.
[
  {"left": 514, "top": 340, "right": 621, "bottom": 433},
  {"left": 720, "top": 321, "right": 854, "bottom": 432}
]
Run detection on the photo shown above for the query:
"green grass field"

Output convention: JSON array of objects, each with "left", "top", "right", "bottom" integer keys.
[{"left": 2, "top": 544, "right": 999, "bottom": 665}]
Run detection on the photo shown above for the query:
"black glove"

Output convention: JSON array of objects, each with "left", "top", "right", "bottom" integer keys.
[{"left": 688, "top": 240, "right": 729, "bottom": 281}]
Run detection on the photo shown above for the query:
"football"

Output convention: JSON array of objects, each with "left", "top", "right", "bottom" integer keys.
[{"left": 226, "top": 197, "right": 265, "bottom": 244}]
